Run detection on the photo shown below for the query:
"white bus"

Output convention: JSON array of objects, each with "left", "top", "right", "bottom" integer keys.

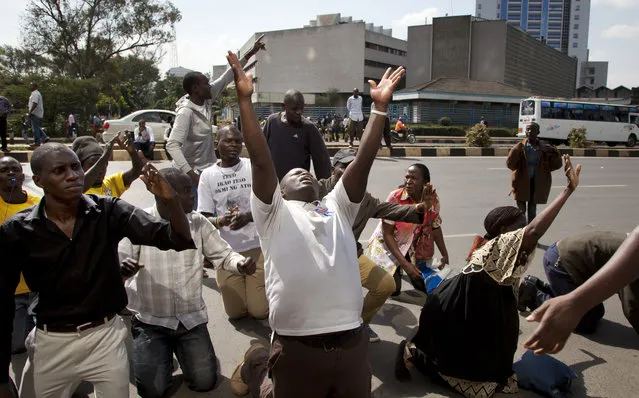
[{"left": 518, "top": 97, "right": 639, "bottom": 147}]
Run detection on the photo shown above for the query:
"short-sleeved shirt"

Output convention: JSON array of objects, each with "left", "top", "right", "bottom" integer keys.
[
  {"left": 197, "top": 158, "right": 260, "bottom": 252},
  {"left": 28, "top": 90, "right": 44, "bottom": 119},
  {"left": 0, "top": 191, "right": 41, "bottom": 295},
  {"left": 85, "top": 172, "right": 129, "bottom": 197},
  {"left": 251, "top": 179, "right": 362, "bottom": 336}
]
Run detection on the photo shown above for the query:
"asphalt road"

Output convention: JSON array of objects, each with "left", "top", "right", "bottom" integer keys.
[{"left": 12, "top": 156, "right": 639, "bottom": 398}]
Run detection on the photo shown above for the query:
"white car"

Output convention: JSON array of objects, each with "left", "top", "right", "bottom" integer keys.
[{"left": 102, "top": 109, "right": 176, "bottom": 143}]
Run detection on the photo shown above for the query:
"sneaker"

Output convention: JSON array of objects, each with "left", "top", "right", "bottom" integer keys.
[
  {"left": 525, "top": 275, "right": 552, "bottom": 295},
  {"left": 366, "top": 325, "right": 381, "bottom": 343},
  {"left": 517, "top": 279, "right": 538, "bottom": 312},
  {"left": 230, "top": 343, "right": 267, "bottom": 396}
]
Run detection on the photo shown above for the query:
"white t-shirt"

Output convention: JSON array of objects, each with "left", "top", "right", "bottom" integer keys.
[
  {"left": 198, "top": 158, "right": 259, "bottom": 253},
  {"left": 347, "top": 95, "right": 363, "bottom": 122},
  {"left": 134, "top": 126, "right": 155, "bottom": 143},
  {"left": 251, "top": 179, "right": 363, "bottom": 336},
  {"left": 28, "top": 90, "right": 44, "bottom": 119}
]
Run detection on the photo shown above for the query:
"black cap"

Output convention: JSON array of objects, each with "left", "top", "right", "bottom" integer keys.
[{"left": 332, "top": 149, "right": 357, "bottom": 167}]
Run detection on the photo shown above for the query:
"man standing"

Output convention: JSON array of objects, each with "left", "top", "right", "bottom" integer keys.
[
  {"left": 506, "top": 122, "right": 562, "bottom": 223},
  {"left": 134, "top": 119, "right": 156, "bottom": 160},
  {"left": 27, "top": 82, "right": 48, "bottom": 148},
  {"left": 167, "top": 38, "right": 266, "bottom": 201},
  {"left": 121, "top": 167, "right": 256, "bottom": 397},
  {"left": 262, "top": 89, "right": 331, "bottom": 180},
  {"left": 198, "top": 125, "right": 269, "bottom": 321},
  {"left": 0, "top": 144, "right": 195, "bottom": 398},
  {"left": 518, "top": 231, "right": 636, "bottom": 335},
  {"left": 347, "top": 88, "right": 364, "bottom": 147},
  {"left": 226, "top": 50, "right": 404, "bottom": 397},
  {"left": 0, "top": 96, "right": 11, "bottom": 152},
  {"left": 67, "top": 113, "right": 78, "bottom": 139}
]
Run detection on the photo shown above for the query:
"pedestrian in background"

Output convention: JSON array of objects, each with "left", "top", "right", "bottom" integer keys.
[
  {"left": 27, "top": 82, "right": 49, "bottom": 148},
  {"left": 0, "top": 96, "right": 11, "bottom": 152}
]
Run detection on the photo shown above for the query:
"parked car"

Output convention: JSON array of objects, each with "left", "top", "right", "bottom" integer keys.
[{"left": 102, "top": 109, "right": 176, "bottom": 143}]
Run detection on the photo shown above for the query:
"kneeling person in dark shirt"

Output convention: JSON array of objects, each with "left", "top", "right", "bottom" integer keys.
[{"left": 0, "top": 143, "right": 195, "bottom": 398}]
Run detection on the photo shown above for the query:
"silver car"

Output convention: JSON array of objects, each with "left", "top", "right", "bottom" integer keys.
[{"left": 102, "top": 109, "right": 176, "bottom": 143}]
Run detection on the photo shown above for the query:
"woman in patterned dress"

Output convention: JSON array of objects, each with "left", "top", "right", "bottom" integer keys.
[{"left": 395, "top": 155, "right": 581, "bottom": 398}]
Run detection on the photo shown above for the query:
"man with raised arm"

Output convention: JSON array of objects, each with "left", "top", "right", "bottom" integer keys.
[{"left": 225, "top": 50, "right": 404, "bottom": 398}]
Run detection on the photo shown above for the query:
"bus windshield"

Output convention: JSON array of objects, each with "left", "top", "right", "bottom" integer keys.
[{"left": 521, "top": 100, "right": 535, "bottom": 116}]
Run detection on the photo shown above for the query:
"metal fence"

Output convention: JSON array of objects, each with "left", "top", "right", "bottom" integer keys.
[{"left": 226, "top": 103, "right": 519, "bottom": 127}]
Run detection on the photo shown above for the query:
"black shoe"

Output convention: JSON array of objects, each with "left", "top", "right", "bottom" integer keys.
[
  {"left": 517, "top": 279, "right": 538, "bottom": 312},
  {"left": 43, "top": 137, "right": 50, "bottom": 143},
  {"left": 395, "top": 340, "right": 412, "bottom": 382},
  {"left": 525, "top": 275, "right": 552, "bottom": 295}
]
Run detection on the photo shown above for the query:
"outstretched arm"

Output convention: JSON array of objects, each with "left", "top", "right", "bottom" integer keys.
[
  {"left": 83, "top": 135, "right": 118, "bottom": 191},
  {"left": 524, "top": 226, "right": 639, "bottom": 354},
  {"left": 121, "top": 134, "right": 146, "bottom": 187},
  {"left": 520, "top": 155, "right": 581, "bottom": 253},
  {"left": 341, "top": 67, "right": 405, "bottom": 203},
  {"left": 226, "top": 51, "right": 278, "bottom": 204}
]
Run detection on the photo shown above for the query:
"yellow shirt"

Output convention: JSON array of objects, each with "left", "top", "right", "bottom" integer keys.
[
  {"left": 0, "top": 191, "right": 41, "bottom": 295},
  {"left": 85, "top": 172, "right": 129, "bottom": 198}
]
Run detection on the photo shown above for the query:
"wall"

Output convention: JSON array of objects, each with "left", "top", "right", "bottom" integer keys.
[
  {"left": 406, "top": 25, "right": 433, "bottom": 87},
  {"left": 580, "top": 61, "right": 608, "bottom": 89},
  {"left": 470, "top": 20, "right": 508, "bottom": 82},
  {"left": 431, "top": 16, "right": 472, "bottom": 79},
  {"left": 248, "top": 23, "right": 366, "bottom": 96},
  {"left": 504, "top": 27, "right": 577, "bottom": 97}
]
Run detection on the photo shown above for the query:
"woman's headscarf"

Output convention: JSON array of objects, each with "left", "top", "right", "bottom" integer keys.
[{"left": 466, "top": 206, "right": 524, "bottom": 261}]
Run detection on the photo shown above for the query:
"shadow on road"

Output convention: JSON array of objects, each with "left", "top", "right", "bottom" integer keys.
[
  {"left": 582, "top": 319, "right": 639, "bottom": 350},
  {"left": 568, "top": 349, "right": 607, "bottom": 398},
  {"left": 228, "top": 318, "right": 272, "bottom": 343},
  {"left": 202, "top": 277, "right": 220, "bottom": 294}
]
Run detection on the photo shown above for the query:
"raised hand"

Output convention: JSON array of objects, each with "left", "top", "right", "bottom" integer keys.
[
  {"left": 227, "top": 51, "right": 253, "bottom": 98},
  {"left": 368, "top": 66, "right": 405, "bottom": 110},
  {"left": 420, "top": 183, "right": 437, "bottom": 211},
  {"left": 563, "top": 154, "right": 581, "bottom": 191},
  {"left": 247, "top": 34, "right": 266, "bottom": 58},
  {"left": 237, "top": 257, "right": 257, "bottom": 275},
  {"left": 105, "top": 132, "right": 121, "bottom": 153},
  {"left": 523, "top": 295, "right": 583, "bottom": 354},
  {"left": 140, "top": 164, "right": 177, "bottom": 200}
]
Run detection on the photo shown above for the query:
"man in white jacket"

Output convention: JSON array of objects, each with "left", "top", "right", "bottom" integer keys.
[{"left": 166, "top": 36, "right": 265, "bottom": 208}]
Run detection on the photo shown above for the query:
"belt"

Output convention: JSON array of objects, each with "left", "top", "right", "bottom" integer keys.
[
  {"left": 37, "top": 314, "right": 116, "bottom": 334},
  {"left": 277, "top": 325, "right": 363, "bottom": 351}
]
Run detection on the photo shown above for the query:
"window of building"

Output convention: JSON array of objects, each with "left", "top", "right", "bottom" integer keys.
[
  {"left": 497, "top": 3, "right": 500, "bottom": 9},
  {"left": 573, "top": 42, "right": 578, "bottom": 48},
  {"left": 364, "top": 59, "right": 401, "bottom": 69},
  {"left": 574, "top": 14, "right": 579, "bottom": 20},
  {"left": 478, "top": 13, "right": 482, "bottom": 17},
  {"left": 575, "top": 5, "right": 580, "bottom": 10},
  {"left": 574, "top": 24, "right": 579, "bottom": 29},
  {"left": 589, "top": 68, "right": 596, "bottom": 74},
  {"left": 573, "top": 33, "right": 578, "bottom": 38},
  {"left": 497, "top": 13, "right": 500, "bottom": 18},
  {"left": 365, "top": 42, "right": 406, "bottom": 57},
  {"left": 478, "top": 4, "right": 482, "bottom": 9}
]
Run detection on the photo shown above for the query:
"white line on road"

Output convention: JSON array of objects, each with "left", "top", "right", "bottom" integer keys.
[
  {"left": 551, "top": 184, "right": 627, "bottom": 189},
  {"left": 443, "top": 233, "right": 478, "bottom": 238}
]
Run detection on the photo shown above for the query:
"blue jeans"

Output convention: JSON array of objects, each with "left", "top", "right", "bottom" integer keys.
[
  {"left": 29, "top": 114, "right": 47, "bottom": 145},
  {"left": 540, "top": 243, "right": 605, "bottom": 333},
  {"left": 12, "top": 293, "right": 35, "bottom": 354},
  {"left": 131, "top": 318, "right": 217, "bottom": 398}
]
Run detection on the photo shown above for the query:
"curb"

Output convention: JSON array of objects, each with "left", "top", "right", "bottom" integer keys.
[{"left": 3, "top": 147, "right": 639, "bottom": 163}]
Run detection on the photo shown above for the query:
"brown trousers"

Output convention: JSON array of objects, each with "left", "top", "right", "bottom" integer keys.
[{"left": 245, "top": 326, "right": 371, "bottom": 398}]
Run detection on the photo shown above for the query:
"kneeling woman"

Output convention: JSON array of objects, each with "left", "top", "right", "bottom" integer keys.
[{"left": 396, "top": 155, "right": 581, "bottom": 397}]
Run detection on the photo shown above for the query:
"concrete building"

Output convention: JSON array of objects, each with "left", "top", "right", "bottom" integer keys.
[
  {"left": 580, "top": 61, "right": 608, "bottom": 89},
  {"left": 216, "top": 13, "right": 407, "bottom": 106},
  {"left": 475, "top": 0, "right": 604, "bottom": 87},
  {"left": 405, "top": 15, "right": 577, "bottom": 97},
  {"left": 167, "top": 66, "right": 193, "bottom": 78}
]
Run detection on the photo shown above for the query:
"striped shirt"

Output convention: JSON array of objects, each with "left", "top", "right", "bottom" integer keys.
[{"left": 120, "top": 207, "right": 245, "bottom": 330}]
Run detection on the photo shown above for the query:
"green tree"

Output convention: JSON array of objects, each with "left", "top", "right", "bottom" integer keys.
[{"left": 22, "top": 0, "right": 181, "bottom": 79}]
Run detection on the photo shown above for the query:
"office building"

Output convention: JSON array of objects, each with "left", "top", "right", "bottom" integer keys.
[
  {"left": 217, "top": 13, "right": 407, "bottom": 106},
  {"left": 475, "top": 0, "right": 604, "bottom": 87},
  {"left": 579, "top": 61, "right": 608, "bottom": 89}
]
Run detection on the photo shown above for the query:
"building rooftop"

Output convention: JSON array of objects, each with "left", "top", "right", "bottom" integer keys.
[
  {"left": 303, "top": 13, "right": 393, "bottom": 36},
  {"left": 399, "top": 78, "right": 534, "bottom": 97}
]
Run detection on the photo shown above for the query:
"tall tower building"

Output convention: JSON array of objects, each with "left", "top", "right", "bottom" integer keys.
[{"left": 476, "top": 0, "right": 597, "bottom": 88}]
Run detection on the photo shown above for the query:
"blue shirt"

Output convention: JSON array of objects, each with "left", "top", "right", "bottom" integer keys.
[{"left": 525, "top": 141, "right": 540, "bottom": 178}]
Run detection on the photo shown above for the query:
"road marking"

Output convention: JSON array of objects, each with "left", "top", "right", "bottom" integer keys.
[
  {"left": 551, "top": 184, "right": 627, "bottom": 189},
  {"left": 443, "top": 233, "right": 478, "bottom": 238}
]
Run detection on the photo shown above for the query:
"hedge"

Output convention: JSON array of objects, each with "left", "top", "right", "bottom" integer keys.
[{"left": 411, "top": 125, "right": 517, "bottom": 137}]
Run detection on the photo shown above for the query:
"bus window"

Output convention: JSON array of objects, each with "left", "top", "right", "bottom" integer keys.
[
  {"left": 541, "top": 101, "right": 551, "bottom": 118},
  {"left": 584, "top": 104, "right": 601, "bottom": 121},
  {"left": 567, "top": 103, "right": 583, "bottom": 120},
  {"left": 521, "top": 100, "right": 535, "bottom": 116},
  {"left": 553, "top": 102, "right": 567, "bottom": 119}
]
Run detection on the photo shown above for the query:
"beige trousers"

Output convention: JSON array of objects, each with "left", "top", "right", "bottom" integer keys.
[
  {"left": 217, "top": 247, "right": 269, "bottom": 320},
  {"left": 19, "top": 315, "right": 129, "bottom": 398},
  {"left": 359, "top": 254, "right": 397, "bottom": 324}
]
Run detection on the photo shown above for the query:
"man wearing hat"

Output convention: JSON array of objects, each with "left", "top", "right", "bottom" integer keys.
[
  {"left": 317, "top": 148, "right": 429, "bottom": 342},
  {"left": 72, "top": 135, "right": 145, "bottom": 197}
]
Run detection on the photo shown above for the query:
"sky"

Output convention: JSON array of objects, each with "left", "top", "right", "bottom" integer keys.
[{"left": 1, "top": 0, "right": 637, "bottom": 88}]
